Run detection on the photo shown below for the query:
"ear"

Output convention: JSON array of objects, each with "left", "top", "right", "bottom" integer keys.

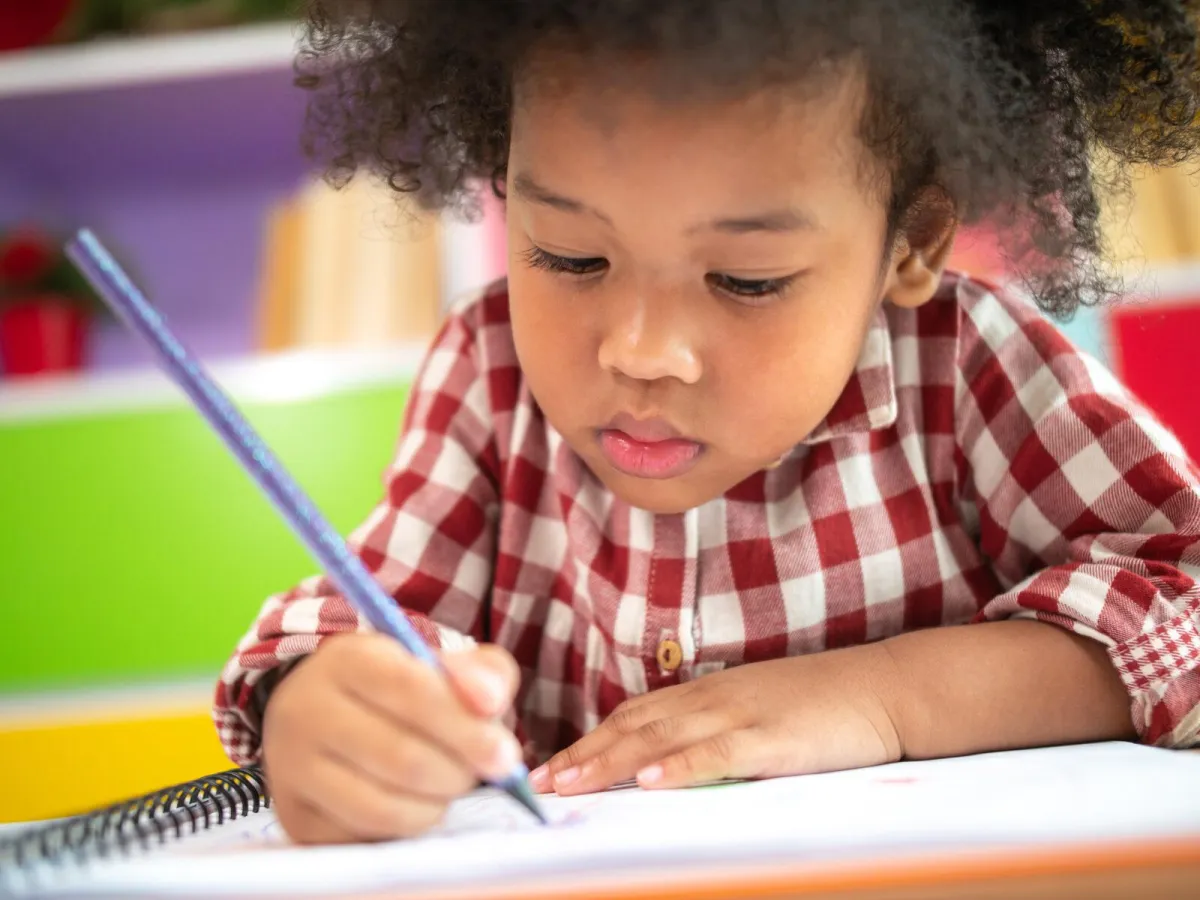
[{"left": 883, "top": 191, "right": 958, "bottom": 310}]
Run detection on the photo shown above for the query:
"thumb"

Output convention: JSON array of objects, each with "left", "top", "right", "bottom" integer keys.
[{"left": 441, "top": 644, "right": 520, "bottom": 718}]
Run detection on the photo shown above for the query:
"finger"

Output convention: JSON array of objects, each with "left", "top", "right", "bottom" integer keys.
[
  {"left": 276, "top": 795, "right": 363, "bottom": 845},
  {"left": 295, "top": 751, "right": 448, "bottom": 842},
  {"left": 531, "top": 683, "right": 701, "bottom": 793},
  {"left": 442, "top": 644, "right": 522, "bottom": 718},
  {"left": 556, "top": 713, "right": 725, "bottom": 796},
  {"left": 313, "top": 701, "right": 476, "bottom": 801},
  {"left": 636, "top": 729, "right": 765, "bottom": 790},
  {"left": 332, "top": 635, "right": 522, "bottom": 781},
  {"left": 331, "top": 633, "right": 456, "bottom": 720},
  {"left": 530, "top": 697, "right": 665, "bottom": 794}
]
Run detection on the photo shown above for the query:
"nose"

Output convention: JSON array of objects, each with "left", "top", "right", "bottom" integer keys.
[{"left": 597, "top": 289, "right": 701, "bottom": 385}]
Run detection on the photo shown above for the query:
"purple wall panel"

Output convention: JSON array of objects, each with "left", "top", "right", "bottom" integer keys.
[
  {"left": 0, "top": 168, "right": 34, "bottom": 220},
  {"left": 80, "top": 177, "right": 305, "bottom": 368},
  {"left": 0, "top": 64, "right": 316, "bottom": 371},
  {"left": 0, "top": 69, "right": 310, "bottom": 187}
]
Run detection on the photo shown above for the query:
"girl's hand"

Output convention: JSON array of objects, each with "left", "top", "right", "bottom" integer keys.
[
  {"left": 529, "top": 646, "right": 904, "bottom": 795},
  {"left": 262, "top": 634, "right": 523, "bottom": 843}
]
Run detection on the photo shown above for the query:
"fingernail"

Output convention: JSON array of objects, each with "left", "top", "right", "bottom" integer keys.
[
  {"left": 637, "top": 764, "right": 663, "bottom": 785},
  {"left": 474, "top": 669, "right": 510, "bottom": 711},
  {"left": 554, "top": 766, "right": 581, "bottom": 789},
  {"left": 529, "top": 765, "right": 549, "bottom": 789},
  {"left": 490, "top": 736, "right": 521, "bottom": 774}
]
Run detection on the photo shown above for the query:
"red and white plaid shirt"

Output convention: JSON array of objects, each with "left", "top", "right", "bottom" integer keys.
[{"left": 215, "top": 273, "right": 1200, "bottom": 764}]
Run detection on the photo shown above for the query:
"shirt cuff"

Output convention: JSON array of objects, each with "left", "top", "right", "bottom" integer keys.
[{"left": 1109, "top": 598, "right": 1200, "bottom": 747}]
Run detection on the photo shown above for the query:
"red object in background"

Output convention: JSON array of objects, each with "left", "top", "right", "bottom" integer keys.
[
  {"left": 0, "top": 0, "right": 76, "bottom": 52},
  {"left": 1110, "top": 298, "right": 1200, "bottom": 462},
  {"left": 0, "top": 229, "right": 54, "bottom": 284},
  {"left": 0, "top": 295, "right": 87, "bottom": 376}
]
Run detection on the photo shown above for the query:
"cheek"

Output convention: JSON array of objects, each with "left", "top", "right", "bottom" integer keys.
[
  {"left": 709, "top": 294, "right": 875, "bottom": 446},
  {"left": 508, "top": 271, "right": 595, "bottom": 409}
]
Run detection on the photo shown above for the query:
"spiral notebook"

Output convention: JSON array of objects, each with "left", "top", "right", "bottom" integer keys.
[{"left": 3, "top": 742, "right": 1200, "bottom": 899}]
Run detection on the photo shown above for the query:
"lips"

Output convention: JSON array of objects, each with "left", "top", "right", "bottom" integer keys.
[{"left": 597, "top": 413, "right": 704, "bottom": 479}]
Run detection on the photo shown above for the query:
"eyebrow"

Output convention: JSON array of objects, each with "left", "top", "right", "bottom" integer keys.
[
  {"left": 705, "top": 208, "right": 820, "bottom": 234},
  {"left": 511, "top": 172, "right": 820, "bottom": 235},
  {"left": 512, "top": 173, "right": 614, "bottom": 226}
]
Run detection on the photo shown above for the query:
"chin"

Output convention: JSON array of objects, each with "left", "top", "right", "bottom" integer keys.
[{"left": 594, "top": 465, "right": 724, "bottom": 515}]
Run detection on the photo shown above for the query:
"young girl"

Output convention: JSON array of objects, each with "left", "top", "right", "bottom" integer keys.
[{"left": 216, "top": 0, "right": 1200, "bottom": 843}]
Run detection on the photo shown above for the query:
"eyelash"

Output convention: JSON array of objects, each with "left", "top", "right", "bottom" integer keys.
[
  {"left": 706, "top": 273, "right": 796, "bottom": 301},
  {"left": 521, "top": 246, "right": 607, "bottom": 277},
  {"left": 521, "top": 246, "right": 797, "bottom": 303}
]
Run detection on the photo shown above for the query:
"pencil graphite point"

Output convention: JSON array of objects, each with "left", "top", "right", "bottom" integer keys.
[{"left": 507, "top": 778, "right": 549, "bottom": 825}]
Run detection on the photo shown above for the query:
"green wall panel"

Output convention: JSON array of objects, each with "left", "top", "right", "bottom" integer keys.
[{"left": 0, "top": 383, "right": 410, "bottom": 692}]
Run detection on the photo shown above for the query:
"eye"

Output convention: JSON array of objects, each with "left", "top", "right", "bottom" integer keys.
[
  {"left": 706, "top": 272, "right": 798, "bottom": 303},
  {"left": 522, "top": 246, "right": 608, "bottom": 276}
]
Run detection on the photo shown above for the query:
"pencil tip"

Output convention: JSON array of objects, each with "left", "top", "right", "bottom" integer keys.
[{"left": 507, "top": 779, "right": 549, "bottom": 825}]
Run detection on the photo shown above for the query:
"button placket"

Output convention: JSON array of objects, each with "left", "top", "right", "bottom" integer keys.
[{"left": 643, "top": 511, "right": 698, "bottom": 685}]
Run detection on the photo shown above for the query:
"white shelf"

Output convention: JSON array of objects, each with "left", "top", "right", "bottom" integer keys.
[
  {"left": 983, "top": 261, "right": 1200, "bottom": 306},
  {"left": 1116, "top": 261, "right": 1200, "bottom": 305},
  {"left": 0, "top": 21, "right": 300, "bottom": 99},
  {"left": 0, "top": 343, "right": 427, "bottom": 424},
  {"left": 0, "top": 676, "right": 217, "bottom": 725}
]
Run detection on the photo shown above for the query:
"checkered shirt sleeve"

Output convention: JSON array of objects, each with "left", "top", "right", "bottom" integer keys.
[
  {"left": 213, "top": 299, "right": 499, "bottom": 765},
  {"left": 958, "top": 282, "right": 1200, "bottom": 747}
]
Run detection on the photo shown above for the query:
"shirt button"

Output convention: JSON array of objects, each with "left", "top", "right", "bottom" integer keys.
[{"left": 656, "top": 639, "right": 683, "bottom": 672}]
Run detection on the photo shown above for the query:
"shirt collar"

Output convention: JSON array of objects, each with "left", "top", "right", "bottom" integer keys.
[{"left": 800, "top": 305, "right": 898, "bottom": 445}]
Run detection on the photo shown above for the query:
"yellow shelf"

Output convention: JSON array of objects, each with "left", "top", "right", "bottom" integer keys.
[{"left": 0, "top": 703, "right": 231, "bottom": 822}]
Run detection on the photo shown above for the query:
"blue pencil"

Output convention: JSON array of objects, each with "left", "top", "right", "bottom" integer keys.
[{"left": 66, "top": 229, "right": 545, "bottom": 826}]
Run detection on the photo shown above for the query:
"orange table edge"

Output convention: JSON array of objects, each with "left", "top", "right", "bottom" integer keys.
[{"left": 358, "top": 834, "right": 1200, "bottom": 900}]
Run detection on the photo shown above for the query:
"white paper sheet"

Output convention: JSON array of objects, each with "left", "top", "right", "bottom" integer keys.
[{"left": 7, "top": 742, "right": 1200, "bottom": 898}]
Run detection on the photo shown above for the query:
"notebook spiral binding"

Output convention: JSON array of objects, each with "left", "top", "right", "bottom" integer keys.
[{"left": 0, "top": 765, "right": 268, "bottom": 876}]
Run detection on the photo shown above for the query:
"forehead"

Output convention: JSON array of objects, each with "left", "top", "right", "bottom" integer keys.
[{"left": 509, "top": 53, "right": 879, "bottom": 205}]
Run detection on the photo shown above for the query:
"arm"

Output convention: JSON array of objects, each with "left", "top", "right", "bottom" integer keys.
[
  {"left": 952, "top": 282, "right": 1200, "bottom": 749},
  {"left": 878, "top": 618, "right": 1135, "bottom": 759},
  {"left": 214, "top": 301, "right": 502, "bottom": 765},
  {"left": 532, "top": 618, "right": 1137, "bottom": 796}
]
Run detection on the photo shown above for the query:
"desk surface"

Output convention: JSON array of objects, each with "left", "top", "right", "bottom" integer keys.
[
  {"left": 6, "top": 748, "right": 1198, "bottom": 899},
  {"left": 389, "top": 836, "right": 1200, "bottom": 900}
]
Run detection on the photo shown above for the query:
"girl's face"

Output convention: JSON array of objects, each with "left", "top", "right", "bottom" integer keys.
[{"left": 506, "top": 62, "right": 950, "bottom": 514}]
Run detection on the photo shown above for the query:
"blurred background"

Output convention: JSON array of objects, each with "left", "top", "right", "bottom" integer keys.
[{"left": 0, "top": 0, "right": 1197, "bottom": 822}]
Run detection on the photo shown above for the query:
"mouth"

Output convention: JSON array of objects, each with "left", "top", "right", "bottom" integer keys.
[{"left": 597, "top": 413, "right": 705, "bottom": 480}]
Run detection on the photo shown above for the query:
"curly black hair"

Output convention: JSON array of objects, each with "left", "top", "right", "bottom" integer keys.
[{"left": 296, "top": 0, "right": 1200, "bottom": 317}]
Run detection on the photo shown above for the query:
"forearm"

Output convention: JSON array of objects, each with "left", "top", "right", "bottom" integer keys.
[{"left": 876, "top": 619, "right": 1137, "bottom": 760}]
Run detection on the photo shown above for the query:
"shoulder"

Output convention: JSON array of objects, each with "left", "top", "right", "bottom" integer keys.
[
  {"left": 944, "top": 273, "right": 1125, "bottom": 414},
  {"left": 442, "top": 277, "right": 516, "bottom": 366},
  {"left": 447, "top": 276, "right": 515, "bottom": 336},
  {"left": 890, "top": 271, "right": 1075, "bottom": 357},
  {"left": 930, "top": 274, "right": 1191, "bottom": 468},
  {"left": 889, "top": 271, "right": 1111, "bottom": 396},
  {"left": 885, "top": 271, "right": 1156, "bottom": 445},
  {"left": 951, "top": 274, "right": 1084, "bottom": 371},
  {"left": 427, "top": 278, "right": 524, "bottom": 417}
]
